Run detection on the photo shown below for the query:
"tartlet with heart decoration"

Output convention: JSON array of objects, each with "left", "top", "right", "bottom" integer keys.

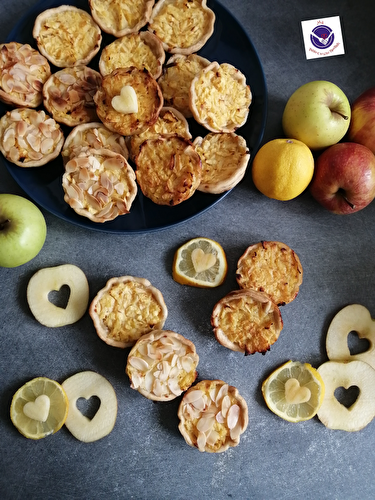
[{"left": 172, "top": 237, "right": 227, "bottom": 288}]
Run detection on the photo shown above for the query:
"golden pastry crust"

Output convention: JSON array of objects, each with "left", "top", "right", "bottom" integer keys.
[
  {"left": 157, "top": 53, "right": 210, "bottom": 118},
  {"left": 62, "top": 122, "right": 129, "bottom": 165},
  {"left": 89, "top": 0, "right": 155, "bottom": 37},
  {"left": 211, "top": 289, "right": 283, "bottom": 355},
  {"left": 0, "top": 108, "right": 64, "bottom": 167},
  {"left": 135, "top": 135, "right": 201, "bottom": 206},
  {"left": 99, "top": 31, "right": 165, "bottom": 79},
  {"left": 128, "top": 106, "right": 191, "bottom": 160},
  {"left": 43, "top": 66, "right": 102, "bottom": 127},
  {"left": 236, "top": 241, "right": 303, "bottom": 306},
  {"left": 94, "top": 67, "right": 163, "bottom": 136},
  {"left": 0, "top": 42, "right": 51, "bottom": 108},
  {"left": 178, "top": 379, "right": 248, "bottom": 453},
  {"left": 62, "top": 149, "right": 137, "bottom": 223},
  {"left": 33, "top": 6, "right": 102, "bottom": 68},
  {"left": 89, "top": 276, "right": 168, "bottom": 348},
  {"left": 193, "top": 132, "right": 250, "bottom": 193},
  {"left": 148, "top": 0, "right": 215, "bottom": 55},
  {"left": 190, "top": 62, "right": 252, "bottom": 133},
  {"left": 126, "top": 329, "right": 199, "bottom": 401}
]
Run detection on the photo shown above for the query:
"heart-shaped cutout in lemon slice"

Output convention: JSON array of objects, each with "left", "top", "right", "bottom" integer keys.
[
  {"left": 23, "top": 394, "right": 51, "bottom": 422},
  {"left": 191, "top": 247, "right": 217, "bottom": 273},
  {"left": 284, "top": 378, "right": 311, "bottom": 404}
]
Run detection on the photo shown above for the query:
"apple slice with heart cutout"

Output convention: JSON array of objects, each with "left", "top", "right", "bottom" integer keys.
[
  {"left": 27, "top": 264, "right": 89, "bottom": 327},
  {"left": 317, "top": 360, "right": 375, "bottom": 431},
  {"left": 325, "top": 304, "right": 375, "bottom": 369}
]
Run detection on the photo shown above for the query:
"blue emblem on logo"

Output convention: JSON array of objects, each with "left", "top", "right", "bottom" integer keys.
[{"left": 310, "top": 25, "right": 334, "bottom": 49}]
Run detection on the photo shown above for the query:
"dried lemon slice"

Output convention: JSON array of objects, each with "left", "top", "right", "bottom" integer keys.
[
  {"left": 173, "top": 237, "right": 227, "bottom": 288},
  {"left": 10, "top": 377, "right": 69, "bottom": 440},
  {"left": 262, "top": 360, "right": 325, "bottom": 423}
]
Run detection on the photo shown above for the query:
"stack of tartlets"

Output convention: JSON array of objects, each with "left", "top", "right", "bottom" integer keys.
[{"left": 0, "top": 0, "right": 252, "bottom": 223}]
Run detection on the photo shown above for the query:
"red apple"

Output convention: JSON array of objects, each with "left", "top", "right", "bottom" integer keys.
[
  {"left": 310, "top": 142, "right": 375, "bottom": 214},
  {"left": 348, "top": 87, "right": 375, "bottom": 153}
]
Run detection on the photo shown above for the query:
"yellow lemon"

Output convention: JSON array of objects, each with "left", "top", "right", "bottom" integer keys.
[
  {"left": 252, "top": 138, "right": 314, "bottom": 200},
  {"left": 10, "top": 377, "right": 69, "bottom": 439},
  {"left": 173, "top": 237, "right": 227, "bottom": 288},
  {"left": 262, "top": 360, "right": 325, "bottom": 423}
]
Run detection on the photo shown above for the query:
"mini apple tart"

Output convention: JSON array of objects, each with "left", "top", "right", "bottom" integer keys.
[
  {"left": 62, "top": 149, "right": 137, "bottom": 223},
  {"left": 89, "top": 276, "right": 168, "bottom": 348},
  {"left": 0, "top": 42, "right": 51, "bottom": 108},
  {"left": 190, "top": 62, "right": 252, "bottom": 133},
  {"left": 148, "top": 0, "right": 215, "bottom": 55},
  {"left": 178, "top": 380, "right": 248, "bottom": 453},
  {"left": 211, "top": 289, "right": 283, "bottom": 355},
  {"left": 0, "top": 108, "right": 64, "bottom": 167},
  {"left": 157, "top": 53, "right": 210, "bottom": 118},
  {"left": 62, "top": 122, "right": 129, "bottom": 165},
  {"left": 135, "top": 136, "right": 201, "bottom": 206},
  {"left": 126, "top": 329, "right": 199, "bottom": 401},
  {"left": 128, "top": 106, "right": 191, "bottom": 160},
  {"left": 33, "top": 6, "right": 102, "bottom": 68},
  {"left": 99, "top": 31, "right": 165, "bottom": 79},
  {"left": 193, "top": 132, "right": 250, "bottom": 194},
  {"left": 236, "top": 241, "right": 303, "bottom": 306},
  {"left": 43, "top": 66, "right": 102, "bottom": 127},
  {"left": 89, "top": 0, "right": 155, "bottom": 37},
  {"left": 94, "top": 67, "right": 163, "bottom": 136}
]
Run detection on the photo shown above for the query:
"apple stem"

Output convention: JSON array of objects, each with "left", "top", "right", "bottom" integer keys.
[{"left": 337, "top": 189, "right": 356, "bottom": 209}]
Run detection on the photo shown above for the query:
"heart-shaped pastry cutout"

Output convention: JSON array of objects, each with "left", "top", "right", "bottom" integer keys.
[
  {"left": 326, "top": 304, "right": 375, "bottom": 369},
  {"left": 111, "top": 85, "right": 138, "bottom": 114},
  {"left": 23, "top": 394, "right": 50, "bottom": 422},
  {"left": 284, "top": 378, "right": 311, "bottom": 404},
  {"left": 191, "top": 248, "right": 216, "bottom": 273}
]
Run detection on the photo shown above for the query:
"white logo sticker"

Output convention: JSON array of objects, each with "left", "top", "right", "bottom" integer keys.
[{"left": 301, "top": 16, "right": 345, "bottom": 60}]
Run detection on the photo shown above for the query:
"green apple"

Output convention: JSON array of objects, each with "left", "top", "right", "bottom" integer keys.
[
  {"left": 282, "top": 81, "right": 351, "bottom": 150},
  {"left": 0, "top": 193, "right": 47, "bottom": 268}
]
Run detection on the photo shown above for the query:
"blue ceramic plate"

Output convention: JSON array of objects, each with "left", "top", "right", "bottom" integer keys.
[{"left": 2, "top": 0, "right": 267, "bottom": 233}]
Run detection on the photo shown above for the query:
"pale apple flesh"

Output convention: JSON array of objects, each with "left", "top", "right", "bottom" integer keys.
[
  {"left": 348, "top": 87, "right": 375, "bottom": 154},
  {"left": 309, "top": 142, "right": 375, "bottom": 214},
  {"left": 282, "top": 80, "right": 351, "bottom": 150},
  {"left": 0, "top": 194, "right": 47, "bottom": 268}
]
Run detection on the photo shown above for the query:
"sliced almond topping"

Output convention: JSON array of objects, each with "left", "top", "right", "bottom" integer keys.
[
  {"left": 197, "top": 431, "right": 207, "bottom": 452},
  {"left": 128, "top": 356, "right": 149, "bottom": 371},
  {"left": 227, "top": 404, "right": 240, "bottom": 430}
]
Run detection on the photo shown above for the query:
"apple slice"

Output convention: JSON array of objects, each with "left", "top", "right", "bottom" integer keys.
[
  {"left": 62, "top": 371, "right": 117, "bottom": 442},
  {"left": 317, "top": 360, "right": 375, "bottom": 431},
  {"left": 27, "top": 264, "right": 89, "bottom": 327},
  {"left": 326, "top": 304, "right": 375, "bottom": 369}
]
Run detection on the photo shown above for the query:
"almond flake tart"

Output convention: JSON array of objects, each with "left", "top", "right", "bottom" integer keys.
[
  {"left": 190, "top": 62, "right": 252, "bottom": 133},
  {"left": 178, "top": 380, "right": 248, "bottom": 453},
  {"left": 148, "top": 0, "right": 215, "bottom": 55},
  {"left": 99, "top": 31, "right": 165, "bottom": 79},
  {"left": 62, "top": 149, "right": 137, "bottom": 223},
  {"left": 94, "top": 67, "right": 163, "bottom": 136},
  {"left": 135, "top": 135, "right": 201, "bottom": 206},
  {"left": 0, "top": 42, "right": 51, "bottom": 108},
  {"left": 211, "top": 289, "right": 283, "bottom": 355},
  {"left": 126, "top": 329, "right": 199, "bottom": 401},
  {"left": 193, "top": 132, "right": 250, "bottom": 194},
  {"left": 33, "top": 6, "right": 102, "bottom": 68},
  {"left": 236, "top": 241, "right": 303, "bottom": 306},
  {"left": 89, "top": 0, "right": 155, "bottom": 37},
  {"left": 0, "top": 108, "right": 64, "bottom": 167},
  {"left": 62, "top": 122, "right": 129, "bottom": 164},
  {"left": 43, "top": 66, "right": 102, "bottom": 127},
  {"left": 89, "top": 276, "right": 168, "bottom": 348},
  {"left": 157, "top": 53, "right": 211, "bottom": 118}
]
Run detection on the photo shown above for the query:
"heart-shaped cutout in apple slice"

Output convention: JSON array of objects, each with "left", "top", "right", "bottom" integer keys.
[
  {"left": 326, "top": 304, "right": 375, "bottom": 369},
  {"left": 62, "top": 371, "right": 117, "bottom": 442},
  {"left": 27, "top": 264, "right": 89, "bottom": 327},
  {"left": 317, "top": 360, "right": 375, "bottom": 431},
  {"left": 23, "top": 394, "right": 50, "bottom": 422},
  {"left": 191, "top": 248, "right": 216, "bottom": 273}
]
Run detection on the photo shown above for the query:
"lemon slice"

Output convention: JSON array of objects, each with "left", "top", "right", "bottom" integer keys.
[
  {"left": 172, "top": 237, "right": 227, "bottom": 288},
  {"left": 10, "top": 377, "right": 69, "bottom": 440},
  {"left": 262, "top": 360, "right": 325, "bottom": 423}
]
